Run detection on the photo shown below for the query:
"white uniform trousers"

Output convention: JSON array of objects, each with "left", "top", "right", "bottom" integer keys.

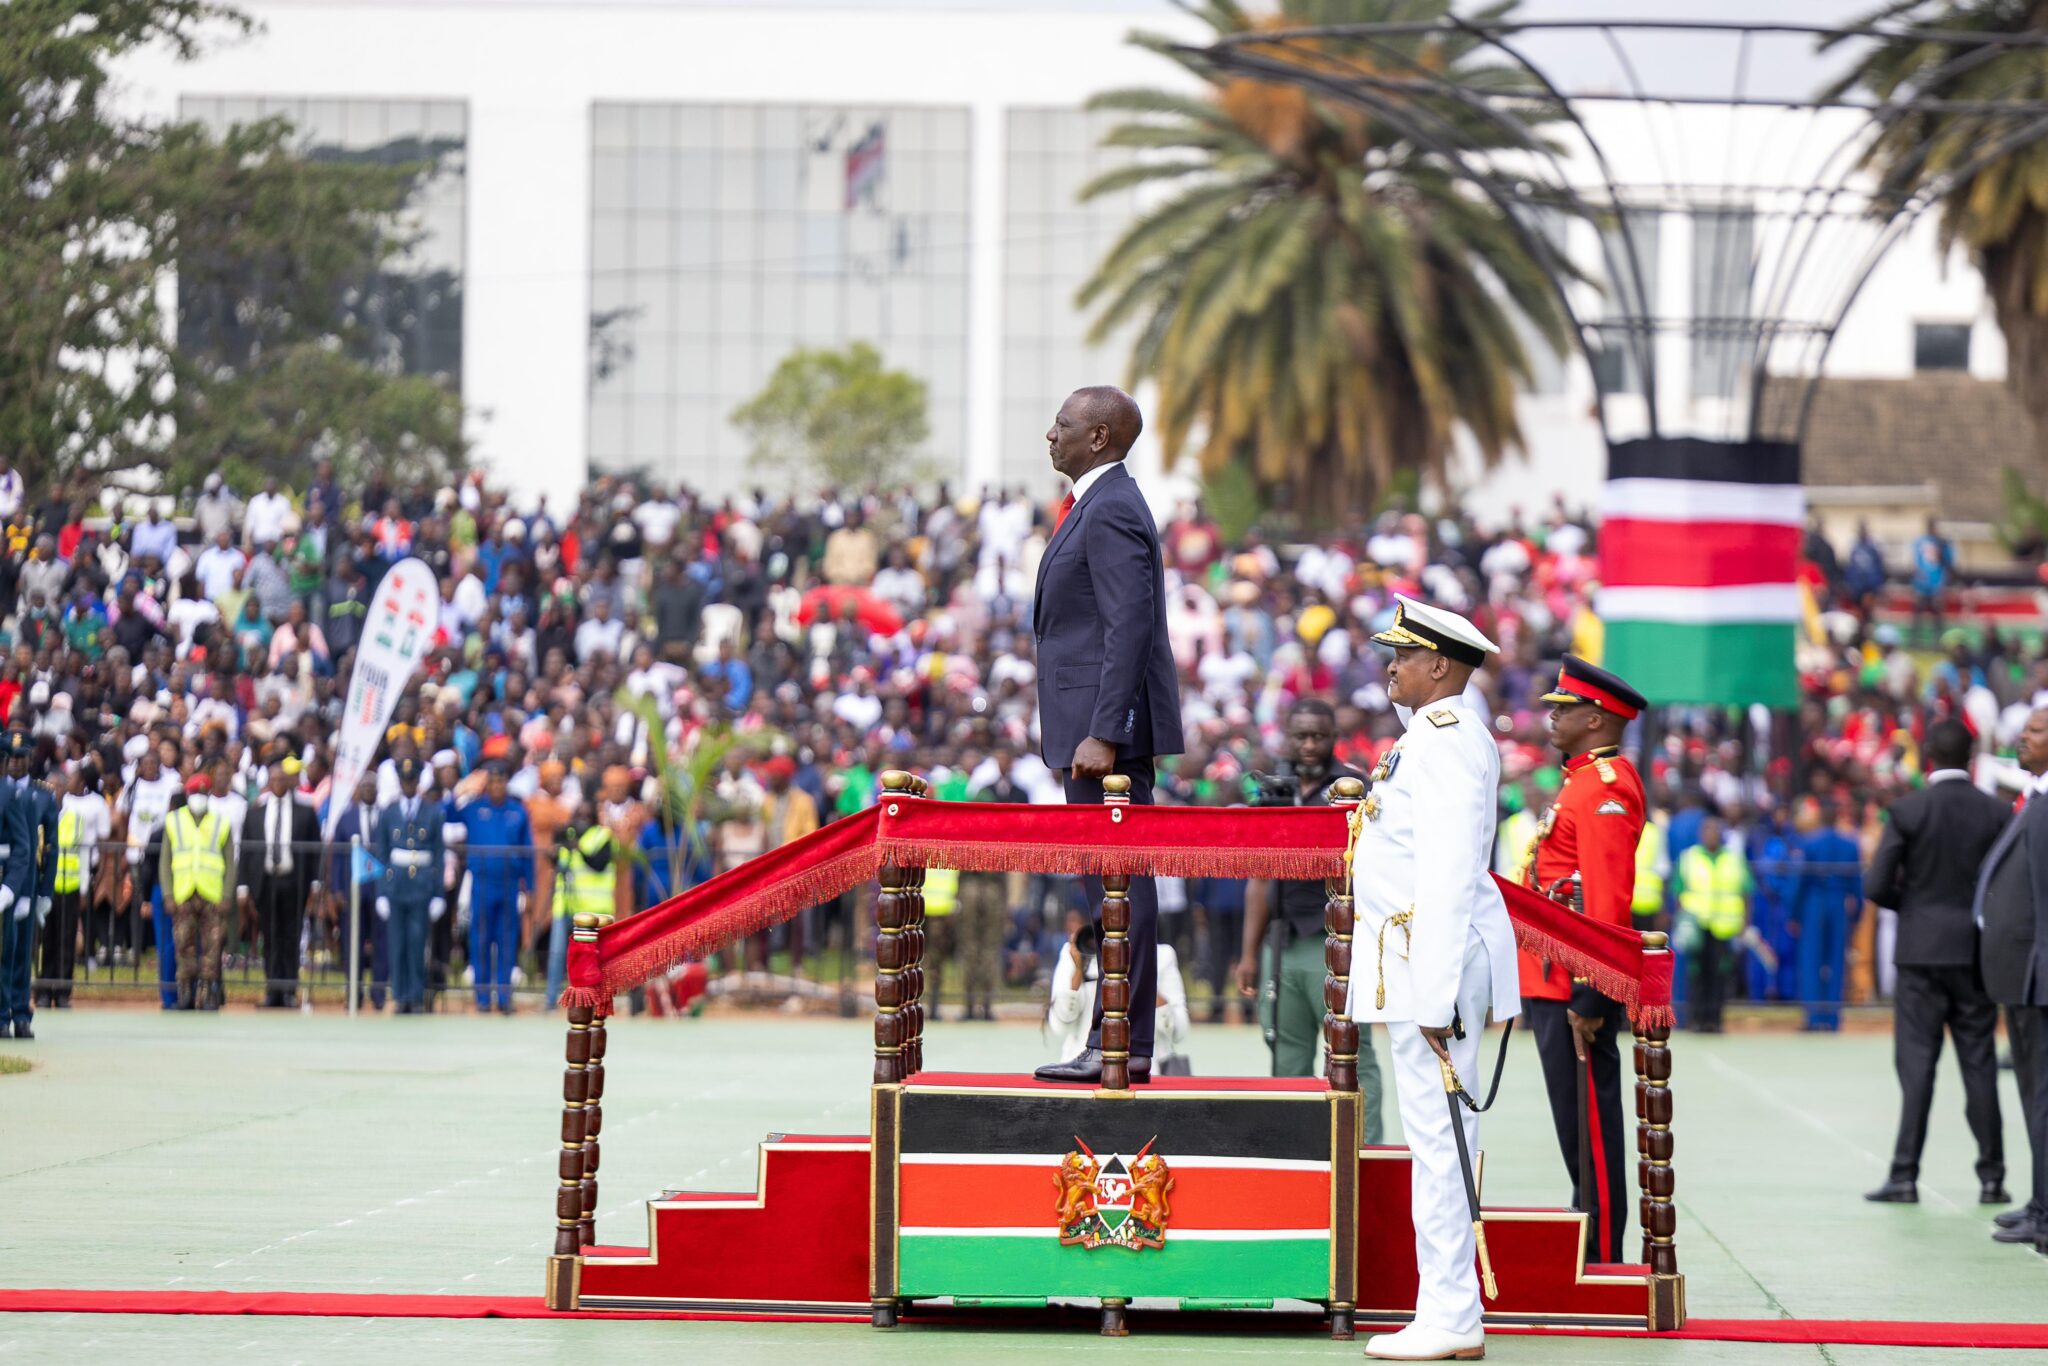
[{"left": 1387, "top": 935, "right": 1494, "bottom": 1336}]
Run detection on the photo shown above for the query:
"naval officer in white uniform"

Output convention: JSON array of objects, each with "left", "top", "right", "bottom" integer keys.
[{"left": 1352, "top": 596, "right": 1519, "bottom": 1362}]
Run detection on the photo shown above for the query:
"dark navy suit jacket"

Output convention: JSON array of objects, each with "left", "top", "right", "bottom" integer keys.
[
  {"left": 1975, "top": 792, "right": 2048, "bottom": 1006},
  {"left": 1032, "top": 462, "right": 1184, "bottom": 769}
]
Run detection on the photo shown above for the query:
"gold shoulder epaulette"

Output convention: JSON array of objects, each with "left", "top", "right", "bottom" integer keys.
[
  {"left": 1596, "top": 758, "right": 1617, "bottom": 783},
  {"left": 1426, "top": 708, "right": 1459, "bottom": 728}
]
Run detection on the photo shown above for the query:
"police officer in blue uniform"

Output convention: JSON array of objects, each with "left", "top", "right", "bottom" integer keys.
[
  {"left": 461, "top": 763, "right": 532, "bottom": 1015},
  {"left": 0, "top": 734, "right": 42, "bottom": 1038},
  {"left": 374, "top": 756, "right": 446, "bottom": 1015}
]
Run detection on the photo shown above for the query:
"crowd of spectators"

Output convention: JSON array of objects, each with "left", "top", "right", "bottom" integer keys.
[{"left": 4, "top": 447, "right": 2038, "bottom": 1026}]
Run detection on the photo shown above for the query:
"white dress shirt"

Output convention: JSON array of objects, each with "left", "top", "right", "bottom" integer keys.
[{"left": 1067, "top": 460, "right": 1118, "bottom": 511}]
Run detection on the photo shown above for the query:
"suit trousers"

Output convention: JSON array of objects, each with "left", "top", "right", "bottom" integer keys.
[
  {"left": 391, "top": 898, "right": 429, "bottom": 1009},
  {"left": 2019, "top": 1005, "right": 2048, "bottom": 1224},
  {"left": 37, "top": 890, "right": 80, "bottom": 1006},
  {"left": 1387, "top": 936, "right": 1493, "bottom": 1336},
  {"left": 2010, "top": 1006, "right": 2039, "bottom": 1139},
  {"left": 258, "top": 879, "right": 302, "bottom": 1005},
  {"left": 1888, "top": 963, "right": 2003, "bottom": 1185},
  {"left": 1525, "top": 996, "right": 1629, "bottom": 1263},
  {"left": 1065, "top": 758, "right": 1158, "bottom": 1062},
  {"left": 352, "top": 888, "right": 390, "bottom": 1008},
  {"left": 1691, "top": 933, "right": 1731, "bottom": 1032}
]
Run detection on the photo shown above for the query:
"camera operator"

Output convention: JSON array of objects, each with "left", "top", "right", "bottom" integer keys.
[
  {"left": 1049, "top": 905, "right": 1190, "bottom": 1071},
  {"left": 1235, "top": 697, "right": 1381, "bottom": 1140}
]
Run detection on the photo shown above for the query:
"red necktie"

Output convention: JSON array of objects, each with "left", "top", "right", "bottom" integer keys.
[{"left": 1053, "top": 492, "right": 1076, "bottom": 533}]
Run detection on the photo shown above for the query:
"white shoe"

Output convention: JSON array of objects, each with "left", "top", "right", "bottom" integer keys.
[{"left": 1364, "top": 1323, "right": 1485, "bottom": 1361}]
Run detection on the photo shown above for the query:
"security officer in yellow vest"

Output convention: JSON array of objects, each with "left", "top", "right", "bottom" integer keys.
[
  {"left": 160, "top": 780, "right": 236, "bottom": 1011},
  {"left": 37, "top": 765, "right": 97, "bottom": 1010},
  {"left": 1634, "top": 810, "right": 1671, "bottom": 928},
  {"left": 1676, "top": 813, "right": 1750, "bottom": 1033},
  {"left": 554, "top": 801, "right": 619, "bottom": 1008},
  {"left": 374, "top": 756, "right": 446, "bottom": 1015}
]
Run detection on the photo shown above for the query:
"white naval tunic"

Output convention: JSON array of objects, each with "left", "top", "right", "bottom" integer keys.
[{"left": 1345, "top": 690, "right": 1520, "bottom": 1337}]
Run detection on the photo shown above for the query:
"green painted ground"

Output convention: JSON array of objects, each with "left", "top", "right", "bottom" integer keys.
[{"left": 1, "top": 1010, "right": 2044, "bottom": 1363}]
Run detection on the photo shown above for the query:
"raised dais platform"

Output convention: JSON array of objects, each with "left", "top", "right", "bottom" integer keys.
[{"left": 570, "top": 1071, "right": 1662, "bottom": 1332}]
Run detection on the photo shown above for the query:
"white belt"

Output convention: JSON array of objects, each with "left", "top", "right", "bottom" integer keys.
[{"left": 390, "top": 850, "right": 431, "bottom": 869}]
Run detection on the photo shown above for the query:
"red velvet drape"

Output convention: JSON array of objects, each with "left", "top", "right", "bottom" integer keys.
[{"left": 564, "top": 798, "right": 1673, "bottom": 1026}]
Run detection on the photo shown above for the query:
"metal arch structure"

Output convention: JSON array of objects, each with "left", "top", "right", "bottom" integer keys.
[{"left": 1183, "top": 17, "right": 2048, "bottom": 451}]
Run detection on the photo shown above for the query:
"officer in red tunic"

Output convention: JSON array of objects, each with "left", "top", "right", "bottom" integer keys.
[{"left": 1519, "top": 655, "right": 1648, "bottom": 1266}]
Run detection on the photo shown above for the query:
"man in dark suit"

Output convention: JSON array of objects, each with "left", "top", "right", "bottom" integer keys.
[
  {"left": 1974, "top": 706, "right": 2048, "bottom": 1252},
  {"left": 1865, "top": 718, "right": 2010, "bottom": 1206},
  {"left": 248, "top": 760, "right": 320, "bottom": 1007},
  {"left": 1030, "top": 386, "right": 1183, "bottom": 1085},
  {"left": 327, "top": 777, "right": 388, "bottom": 1010}
]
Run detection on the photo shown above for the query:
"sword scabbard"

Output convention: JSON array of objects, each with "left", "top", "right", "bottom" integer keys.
[{"left": 1474, "top": 1219, "right": 1498, "bottom": 1300}]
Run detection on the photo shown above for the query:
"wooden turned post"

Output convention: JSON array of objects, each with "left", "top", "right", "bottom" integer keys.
[
  {"left": 1322, "top": 776, "right": 1365, "bottom": 1093},
  {"left": 579, "top": 912, "right": 615, "bottom": 1247},
  {"left": 1099, "top": 1296, "right": 1130, "bottom": 1337},
  {"left": 1634, "top": 931, "right": 1685, "bottom": 1329},
  {"left": 873, "top": 771, "right": 921, "bottom": 1085},
  {"left": 899, "top": 774, "right": 930, "bottom": 1074},
  {"left": 545, "top": 931, "right": 599, "bottom": 1308},
  {"left": 1096, "top": 775, "right": 1134, "bottom": 1095}
]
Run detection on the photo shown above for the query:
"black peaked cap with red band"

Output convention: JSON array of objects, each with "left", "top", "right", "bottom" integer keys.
[{"left": 1540, "top": 655, "right": 1647, "bottom": 721}]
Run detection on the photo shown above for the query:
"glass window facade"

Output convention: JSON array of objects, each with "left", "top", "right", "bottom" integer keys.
[
  {"left": 1000, "top": 108, "right": 1139, "bottom": 494},
  {"left": 589, "top": 103, "right": 971, "bottom": 489},
  {"left": 177, "top": 97, "right": 467, "bottom": 387}
]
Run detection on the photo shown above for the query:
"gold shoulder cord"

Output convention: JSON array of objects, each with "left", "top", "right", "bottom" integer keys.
[{"left": 1376, "top": 906, "right": 1413, "bottom": 1009}]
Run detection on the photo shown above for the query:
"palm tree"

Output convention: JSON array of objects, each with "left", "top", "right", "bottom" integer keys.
[
  {"left": 1827, "top": 2, "right": 2048, "bottom": 447},
  {"left": 1077, "top": 0, "right": 1571, "bottom": 514}
]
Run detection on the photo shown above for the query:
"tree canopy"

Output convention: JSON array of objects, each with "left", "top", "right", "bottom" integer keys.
[
  {"left": 1078, "top": 0, "right": 1571, "bottom": 515},
  {"left": 0, "top": 0, "right": 467, "bottom": 501},
  {"left": 730, "top": 342, "right": 932, "bottom": 490}
]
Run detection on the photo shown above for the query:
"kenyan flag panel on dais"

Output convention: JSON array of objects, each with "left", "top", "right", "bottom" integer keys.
[{"left": 894, "top": 1088, "right": 1335, "bottom": 1301}]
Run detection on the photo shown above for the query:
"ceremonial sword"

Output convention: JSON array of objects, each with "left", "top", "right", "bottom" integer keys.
[{"left": 1437, "top": 1008, "right": 1515, "bottom": 1300}]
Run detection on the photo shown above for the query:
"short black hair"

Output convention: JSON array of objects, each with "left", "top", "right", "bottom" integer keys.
[
  {"left": 1289, "top": 697, "right": 1337, "bottom": 724},
  {"left": 1925, "top": 718, "right": 1973, "bottom": 772}
]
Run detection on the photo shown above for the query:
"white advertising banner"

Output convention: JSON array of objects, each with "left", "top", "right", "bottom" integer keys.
[{"left": 323, "top": 557, "right": 440, "bottom": 838}]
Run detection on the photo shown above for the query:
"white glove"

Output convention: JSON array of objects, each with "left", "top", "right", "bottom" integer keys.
[
  {"left": 429, "top": 897, "right": 446, "bottom": 922},
  {"left": 35, "top": 895, "right": 51, "bottom": 920},
  {"left": 0, "top": 886, "right": 15, "bottom": 916},
  {"left": 375, "top": 896, "right": 392, "bottom": 922},
  {"left": 10, "top": 893, "right": 26, "bottom": 922}
]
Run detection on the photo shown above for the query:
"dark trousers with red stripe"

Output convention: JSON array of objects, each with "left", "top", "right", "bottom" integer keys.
[{"left": 1525, "top": 996, "right": 1629, "bottom": 1263}]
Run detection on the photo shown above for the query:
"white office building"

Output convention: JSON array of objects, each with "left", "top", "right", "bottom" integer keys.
[{"left": 116, "top": 0, "right": 2012, "bottom": 533}]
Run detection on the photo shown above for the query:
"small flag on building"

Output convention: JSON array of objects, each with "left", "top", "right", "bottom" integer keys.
[
  {"left": 1596, "top": 437, "right": 1803, "bottom": 709},
  {"left": 844, "top": 121, "right": 885, "bottom": 210}
]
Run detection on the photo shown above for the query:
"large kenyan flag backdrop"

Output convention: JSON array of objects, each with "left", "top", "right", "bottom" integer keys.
[{"left": 1597, "top": 437, "right": 1803, "bottom": 709}]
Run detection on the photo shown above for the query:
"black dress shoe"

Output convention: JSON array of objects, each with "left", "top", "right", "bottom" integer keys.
[
  {"left": 1864, "top": 1180, "right": 1919, "bottom": 1203},
  {"left": 1983, "top": 1182, "right": 2012, "bottom": 1205},
  {"left": 1032, "top": 1049, "right": 1153, "bottom": 1085},
  {"left": 1993, "top": 1219, "right": 2041, "bottom": 1244},
  {"left": 11, "top": 1020, "right": 31, "bottom": 1040},
  {"left": 1996, "top": 1207, "right": 2032, "bottom": 1229}
]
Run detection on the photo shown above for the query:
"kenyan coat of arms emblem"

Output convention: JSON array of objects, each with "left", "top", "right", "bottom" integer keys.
[{"left": 1054, "top": 1136, "right": 1174, "bottom": 1250}]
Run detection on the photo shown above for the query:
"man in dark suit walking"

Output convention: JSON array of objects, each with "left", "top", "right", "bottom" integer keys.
[
  {"left": 1030, "top": 386, "right": 1183, "bottom": 1086},
  {"left": 1865, "top": 719, "right": 2010, "bottom": 1207},
  {"left": 1974, "top": 706, "right": 2048, "bottom": 1252}
]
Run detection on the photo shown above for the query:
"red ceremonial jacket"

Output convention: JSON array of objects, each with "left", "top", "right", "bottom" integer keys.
[{"left": 1517, "top": 746, "right": 1646, "bottom": 1004}]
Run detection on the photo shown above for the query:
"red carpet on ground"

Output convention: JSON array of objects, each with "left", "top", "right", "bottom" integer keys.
[{"left": 6, "top": 1289, "right": 2048, "bottom": 1347}]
